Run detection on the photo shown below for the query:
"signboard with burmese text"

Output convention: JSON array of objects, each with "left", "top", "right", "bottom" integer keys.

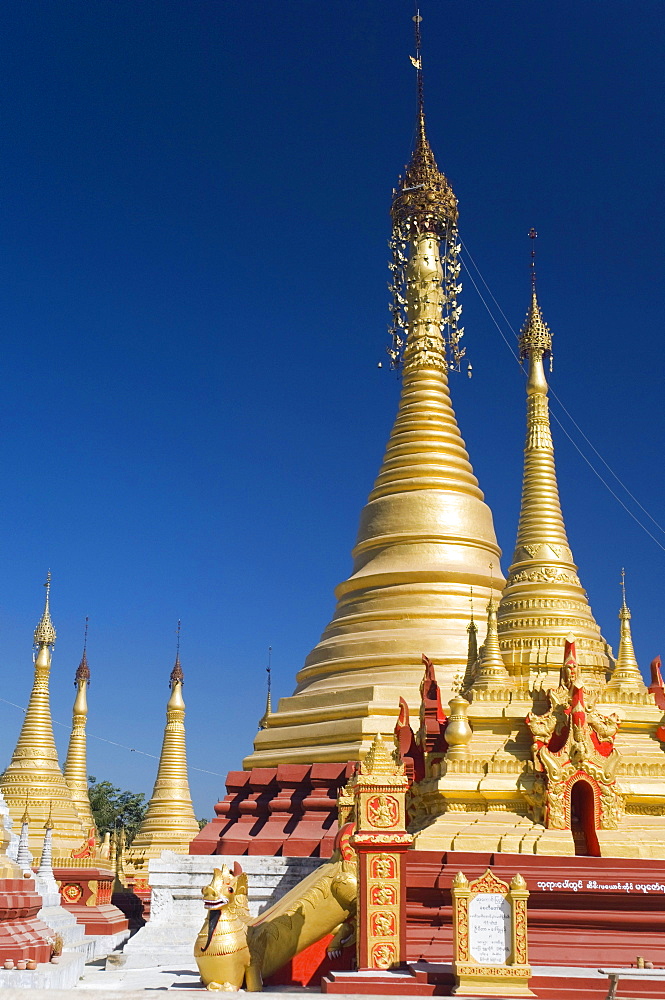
[{"left": 451, "top": 868, "right": 533, "bottom": 997}]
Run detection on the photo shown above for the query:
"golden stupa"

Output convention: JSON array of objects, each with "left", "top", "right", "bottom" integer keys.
[
  {"left": 0, "top": 574, "right": 88, "bottom": 857},
  {"left": 127, "top": 637, "right": 199, "bottom": 875},
  {"left": 496, "top": 274, "right": 609, "bottom": 683},
  {"left": 63, "top": 623, "right": 96, "bottom": 835},
  {"left": 246, "top": 73, "right": 504, "bottom": 769},
  {"left": 243, "top": 23, "right": 665, "bottom": 860},
  {"left": 412, "top": 279, "right": 665, "bottom": 857}
]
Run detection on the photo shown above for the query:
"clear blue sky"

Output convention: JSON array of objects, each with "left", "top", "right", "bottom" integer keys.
[{"left": 0, "top": 1, "right": 662, "bottom": 818}]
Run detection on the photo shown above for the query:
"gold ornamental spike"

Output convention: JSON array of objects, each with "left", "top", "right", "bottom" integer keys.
[
  {"left": 471, "top": 595, "right": 509, "bottom": 689},
  {"left": 63, "top": 619, "right": 96, "bottom": 834},
  {"left": 244, "top": 18, "right": 503, "bottom": 768},
  {"left": 34, "top": 571, "right": 56, "bottom": 647},
  {"left": 127, "top": 634, "right": 199, "bottom": 866},
  {"left": 0, "top": 578, "right": 87, "bottom": 856},
  {"left": 607, "top": 570, "right": 646, "bottom": 692},
  {"left": 497, "top": 252, "right": 608, "bottom": 681}
]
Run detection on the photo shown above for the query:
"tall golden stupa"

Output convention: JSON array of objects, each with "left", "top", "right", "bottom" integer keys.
[
  {"left": 0, "top": 574, "right": 88, "bottom": 856},
  {"left": 246, "top": 53, "right": 504, "bottom": 769}
]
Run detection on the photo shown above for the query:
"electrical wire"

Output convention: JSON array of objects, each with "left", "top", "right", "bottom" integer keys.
[
  {"left": 0, "top": 695, "right": 228, "bottom": 778},
  {"left": 460, "top": 240, "right": 665, "bottom": 550}
]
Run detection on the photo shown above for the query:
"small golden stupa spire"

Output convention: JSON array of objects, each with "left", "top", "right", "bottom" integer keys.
[
  {"left": 245, "top": 13, "right": 503, "bottom": 767},
  {"left": 258, "top": 647, "right": 272, "bottom": 730},
  {"left": 63, "top": 618, "right": 96, "bottom": 834},
  {"left": 472, "top": 566, "right": 509, "bottom": 689},
  {"left": 607, "top": 569, "right": 646, "bottom": 691},
  {"left": 128, "top": 622, "right": 198, "bottom": 863},
  {"left": 497, "top": 233, "right": 608, "bottom": 680},
  {"left": 0, "top": 574, "right": 87, "bottom": 855}
]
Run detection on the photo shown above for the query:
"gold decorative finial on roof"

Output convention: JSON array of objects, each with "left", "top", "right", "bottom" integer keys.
[
  {"left": 44, "top": 801, "right": 54, "bottom": 831},
  {"left": 21, "top": 796, "right": 30, "bottom": 825},
  {"left": 519, "top": 230, "right": 553, "bottom": 366},
  {"left": 34, "top": 571, "right": 56, "bottom": 647},
  {"left": 387, "top": 9, "right": 464, "bottom": 374},
  {"left": 471, "top": 571, "right": 509, "bottom": 688},
  {"left": 259, "top": 646, "right": 273, "bottom": 730},
  {"left": 360, "top": 733, "right": 403, "bottom": 776},
  {"left": 75, "top": 617, "right": 90, "bottom": 685},
  {"left": 170, "top": 620, "right": 184, "bottom": 688},
  {"left": 608, "top": 568, "right": 646, "bottom": 691},
  {"left": 391, "top": 11, "right": 458, "bottom": 235}
]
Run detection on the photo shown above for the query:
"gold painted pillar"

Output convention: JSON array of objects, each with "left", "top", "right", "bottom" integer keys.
[
  {"left": 246, "top": 93, "right": 503, "bottom": 768},
  {"left": 497, "top": 288, "right": 608, "bottom": 682},
  {"left": 63, "top": 636, "right": 96, "bottom": 834},
  {"left": 0, "top": 575, "right": 87, "bottom": 857},
  {"left": 350, "top": 734, "right": 412, "bottom": 972}
]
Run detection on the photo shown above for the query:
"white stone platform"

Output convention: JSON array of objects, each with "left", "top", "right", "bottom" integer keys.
[{"left": 115, "top": 852, "right": 321, "bottom": 969}]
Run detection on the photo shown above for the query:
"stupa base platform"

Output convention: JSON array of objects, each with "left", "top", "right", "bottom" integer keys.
[
  {"left": 0, "top": 877, "right": 54, "bottom": 965},
  {"left": 0, "top": 951, "right": 85, "bottom": 990},
  {"left": 323, "top": 964, "right": 665, "bottom": 999}
]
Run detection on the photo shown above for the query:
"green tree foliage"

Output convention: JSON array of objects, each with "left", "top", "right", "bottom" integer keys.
[
  {"left": 197, "top": 817, "right": 209, "bottom": 830},
  {"left": 88, "top": 776, "right": 147, "bottom": 846}
]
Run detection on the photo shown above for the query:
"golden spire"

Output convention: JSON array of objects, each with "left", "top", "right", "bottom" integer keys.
[
  {"left": 471, "top": 576, "right": 509, "bottom": 689},
  {"left": 0, "top": 575, "right": 87, "bottom": 856},
  {"left": 258, "top": 647, "right": 272, "bottom": 730},
  {"left": 497, "top": 233, "right": 608, "bottom": 680},
  {"left": 63, "top": 618, "right": 96, "bottom": 834},
  {"left": 607, "top": 569, "right": 646, "bottom": 691},
  {"left": 34, "top": 570, "right": 56, "bottom": 647},
  {"left": 466, "top": 588, "right": 478, "bottom": 669},
  {"left": 128, "top": 625, "right": 198, "bottom": 862},
  {"left": 245, "top": 12, "right": 504, "bottom": 768}
]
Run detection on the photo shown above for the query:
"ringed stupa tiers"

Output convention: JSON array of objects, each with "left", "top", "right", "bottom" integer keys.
[
  {"left": 496, "top": 253, "right": 610, "bottom": 684},
  {"left": 127, "top": 633, "right": 199, "bottom": 871},
  {"left": 63, "top": 621, "right": 96, "bottom": 835},
  {"left": 246, "top": 39, "right": 503, "bottom": 768}
]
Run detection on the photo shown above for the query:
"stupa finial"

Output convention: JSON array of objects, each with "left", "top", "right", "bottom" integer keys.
[
  {"left": 75, "top": 617, "right": 90, "bottom": 685},
  {"left": 34, "top": 571, "right": 56, "bottom": 647},
  {"left": 259, "top": 646, "right": 273, "bottom": 730},
  {"left": 170, "top": 620, "right": 184, "bottom": 689},
  {"left": 519, "top": 230, "right": 553, "bottom": 369}
]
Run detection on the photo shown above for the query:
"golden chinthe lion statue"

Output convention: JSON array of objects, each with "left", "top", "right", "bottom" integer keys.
[{"left": 194, "top": 826, "right": 357, "bottom": 991}]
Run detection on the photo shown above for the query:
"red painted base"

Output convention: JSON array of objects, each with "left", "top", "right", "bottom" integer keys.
[
  {"left": 325, "top": 963, "right": 665, "bottom": 998},
  {"left": 54, "top": 866, "right": 128, "bottom": 936},
  {"left": 0, "top": 878, "right": 53, "bottom": 963},
  {"left": 63, "top": 903, "right": 129, "bottom": 936},
  {"left": 407, "top": 851, "right": 665, "bottom": 969},
  {"left": 265, "top": 934, "right": 353, "bottom": 988}
]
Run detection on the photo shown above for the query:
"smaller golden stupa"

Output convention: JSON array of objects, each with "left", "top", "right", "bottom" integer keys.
[
  {"left": 127, "top": 627, "right": 199, "bottom": 876},
  {"left": 63, "top": 619, "right": 96, "bottom": 835},
  {"left": 0, "top": 574, "right": 88, "bottom": 857}
]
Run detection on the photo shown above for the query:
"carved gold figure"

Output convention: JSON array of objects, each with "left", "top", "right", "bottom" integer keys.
[{"left": 194, "top": 838, "right": 357, "bottom": 991}]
